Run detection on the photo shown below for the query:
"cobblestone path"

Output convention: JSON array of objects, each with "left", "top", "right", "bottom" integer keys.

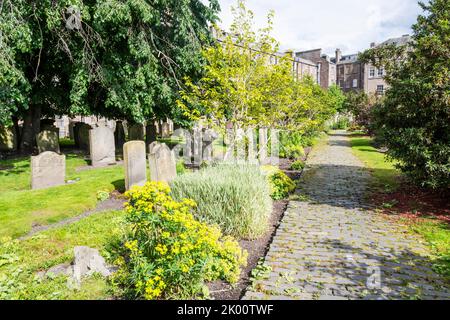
[{"left": 244, "top": 131, "right": 449, "bottom": 300}]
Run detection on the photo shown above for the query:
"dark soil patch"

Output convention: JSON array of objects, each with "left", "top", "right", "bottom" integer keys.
[
  {"left": 208, "top": 199, "right": 288, "bottom": 300},
  {"left": 371, "top": 185, "right": 450, "bottom": 224}
]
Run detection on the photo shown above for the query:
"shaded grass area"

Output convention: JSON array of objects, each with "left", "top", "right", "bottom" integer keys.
[
  {"left": 0, "top": 210, "right": 123, "bottom": 299},
  {"left": 0, "top": 154, "right": 125, "bottom": 238},
  {"left": 349, "top": 133, "right": 450, "bottom": 281}
]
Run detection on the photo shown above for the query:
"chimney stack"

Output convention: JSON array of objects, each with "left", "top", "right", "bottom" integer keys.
[{"left": 335, "top": 48, "right": 342, "bottom": 63}]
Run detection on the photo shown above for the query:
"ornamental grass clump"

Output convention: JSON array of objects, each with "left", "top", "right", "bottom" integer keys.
[
  {"left": 170, "top": 163, "right": 272, "bottom": 240},
  {"left": 107, "top": 182, "right": 247, "bottom": 300}
]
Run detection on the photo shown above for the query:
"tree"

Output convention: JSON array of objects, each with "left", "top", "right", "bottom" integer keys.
[
  {"left": 177, "top": 0, "right": 336, "bottom": 135},
  {"left": 359, "top": 0, "right": 450, "bottom": 189},
  {"left": 0, "top": 0, "right": 219, "bottom": 152}
]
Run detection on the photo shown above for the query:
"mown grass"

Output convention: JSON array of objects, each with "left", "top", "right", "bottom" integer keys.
[
  {"left": 0, "top": 210, "right": 123, "bottom": 299},
  {"left": 0, "top": 153, "right": 124, "bottom": 238},
  {"left": 349, "top": 133, "right": 450, "bottom": 281}
]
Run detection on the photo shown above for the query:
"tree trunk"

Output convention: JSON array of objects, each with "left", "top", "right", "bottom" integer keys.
[{"left": 19, "top": 105, "right": 42, "bottom": 154}]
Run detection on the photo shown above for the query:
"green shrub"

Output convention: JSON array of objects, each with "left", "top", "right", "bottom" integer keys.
[
  {"left": 290, "top": 159, "right": 305, "bottom": 171},
  {"left": 108, "top": 182, "right": 247, "bottom": 300},
  {"left": 281, "top": 145, "right": 304, "bottom": 159},
  {"left": 176, "top": 160, "right": 186, "bottom": 175},
  {"left": 261, "top": 166, "right": 296, "bottom": 200},
  {"left": 170, "top": 164, "right": 272, "bottom": 239}
]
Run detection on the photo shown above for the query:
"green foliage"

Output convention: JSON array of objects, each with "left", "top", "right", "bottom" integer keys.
[
  {"left": 290, "top": 160, "right": 305, "bottom": 171},
  {"left": 108, "top": 182, "right": 247, "bottom": 300},
  {"left": 331, "top": 117, "right": 350, "bottom": 130},
  {"left": 170, "top": 163, "right": 272, "bottom": 239},
  {"left": 279, "top": 131, "right": 306, "bottom": 159},
  {"left": 177, "top": 0, "right": 336, "bottom": 134},
  {"left": 359, "top": 0, "right": 450, "bottom": 190},
  {"left": 0, "top": 0, "right": 219, "bottom": 150},
  {"left": 176, "top": 160, "right": 186, "bottom": 175},
  {"left": 96, "top": 190, "right": 110, "bottom": 202},
  {"left": 261, "top": 165, "right": 296, "bottom": 200}
]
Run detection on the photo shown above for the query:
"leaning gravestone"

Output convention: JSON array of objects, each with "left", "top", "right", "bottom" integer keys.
[
  {"left": 114, "top": 121, "right": 126, "bottom": 150},
  {"left": 89, "top": 125, "right": 116, "bottom": 167},
  {"left": 37, "top": 130, "right": 60, "bottom": 154},
  {"left": 148, "top": 142, "right": 176, "bottom": 183},
  {"left": 0, "top": 125, "right": 17, "bottom": 152},
  {"left": 31, "top": 151, "right": 65, "bottom": 189},
  {"left": 124, "top": 141, "right": 147, "bottom": 190},
  {"left": 128, "top": 124, "right": 144, "bottom": 141}
]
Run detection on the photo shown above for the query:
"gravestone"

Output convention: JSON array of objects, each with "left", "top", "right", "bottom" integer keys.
[
  {"left": 202, "top": 129, "right": 218, "bottom": 161},
  {"left": 31, "top": 151, "right": 65, "bottom": 189},
  {"left": 259, "top": 127, "right": 268, "bottom": 163},
  {"left": 89, "top": 125, "right": 116, "bottom": 167},
  {"left": 192, "top": 128, "right": 203, "bottom": 166},
  {"left": 148, "top": 142, "right": 176, "bottom": 183},
  {"left": 161, "top": 122, "right": 170, "bottom": 138},
  {"left": 114, "top": 121, "right": 126, "bottom": 150},
  {"left": 0, "top": 126, "right": 17, "bottom": 152},
  {"left": 37, "top": 130, "right": 60, "bottom": 154},
  {"left": 128, "top": 124, "right": 144, "bottom": 141},
  {"left": 69, "top": 121, "right": 78, "bottom": 140},
  {"left": 77, "top": 123, "right": 92, "bottom": 151},
  {"left": 145, "top": 123, "right": 157, "bottom": 150},
  {"left": 123, "top": 141, "right": 147, "bottom": 190}
]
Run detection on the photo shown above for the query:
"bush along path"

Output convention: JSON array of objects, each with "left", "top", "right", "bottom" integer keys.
[{"left": 244, "top": 130, "right": 450, "bottom": 300}]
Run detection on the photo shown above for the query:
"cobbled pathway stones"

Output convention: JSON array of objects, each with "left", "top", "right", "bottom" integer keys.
[{"left": 244, "top": 131, "right": 449, "bottom": 300}]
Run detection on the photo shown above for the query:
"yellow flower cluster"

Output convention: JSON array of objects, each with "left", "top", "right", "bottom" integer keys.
[{"left": 113, "top": 181, "right": 247, "bottom": 300}]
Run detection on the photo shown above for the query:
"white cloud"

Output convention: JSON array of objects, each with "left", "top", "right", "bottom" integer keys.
[{"left": 216, "top": 0, "right": 422, "bottom": 56}]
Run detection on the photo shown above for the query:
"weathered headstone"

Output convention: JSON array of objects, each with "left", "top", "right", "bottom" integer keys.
[
  {"left": 36, "top": 130, "right": 60, "bottom": 154},
  {"left": 69, "top": 121, "right": 78, "bottom": 140},
  {"left": 0, "top": 126, "right": 17, "bottom": 152},
  {"left": 161, "top": 122, "right": 170, "bottom": 138},
  {"left": 31, "top": 151, "right": 65, "bottom": 189},
  {"left": 148, "top": 142, "right": 176, "bottom": 183},
  {"left": 192, "top": 127, "right": 203, "bottom": 166},
  {"left": 77, "top": 123, "right": 92, "bottom": 151},
  {"left": 89, "top": 125, "right": 116, "bottom": 167},
  {"left": 145, "top": 123, "right": 157, "bottom": 150},
  {"left": 114, "top": 121, "right": 126, "bottom": 150},
  {"left": 123, "top": 141, "right": 147, "bottom": 190},
  {"left": 128, "top": 124, "right": 144, "bottom": 141},
  {"left": 259, "top": 127, "right": 268, "bottom": 163},
  {"left": 202, "top": 129, "right": 218, "bottom": 161}
]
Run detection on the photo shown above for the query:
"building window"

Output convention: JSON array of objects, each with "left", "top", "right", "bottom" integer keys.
[
  {"left": 369, "top": 68, "right": 375, "bottom": 77},
  {"left": 378, "top": 68, "right": 384, "bottom": 77},
  {"left": 352, "top": 79, "right": 358, "bottom": 88},
  {"left": 377, "top": 85, "right": 384, "bottom": 95}
]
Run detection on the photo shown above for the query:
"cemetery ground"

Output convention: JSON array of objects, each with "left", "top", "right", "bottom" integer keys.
[{"left": 0, "top": 132, "right": 448, "bottom": 300}]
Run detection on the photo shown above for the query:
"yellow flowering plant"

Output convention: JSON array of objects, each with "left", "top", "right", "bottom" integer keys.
[{"left": 107, "top": 182, "right": 247, "bottom": 300}]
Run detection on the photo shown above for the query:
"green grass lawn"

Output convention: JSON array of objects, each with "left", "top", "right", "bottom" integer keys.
[
  {"left": 349, "top": 133, "right": 450, "bottom": 280},
  {"left": 0, "top": 153, "right": 125, "bottom": 239},
  {"left": 0, "top": 210, "right": 122, "bottom": 299}
]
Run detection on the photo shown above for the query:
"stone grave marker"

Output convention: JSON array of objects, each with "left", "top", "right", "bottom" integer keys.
[
  {"left": 148, "top": 142, "right": 176, "bottom": 183},
  {"left": 0, "top": 126, "right": 17, "bottom": 152},
  {"left": 31, "top": 151, "right": 65, "bottom": 189},
  {"left": 36, "top": 129, "right": 60, "bottom": 154},
  {"left": 77, "top": 123, "right": 92, "bottom": 151},
  {"left": 123, "top": 141, "right": 147, "bottom": 190},
  {"left": 128, "top": 124, "right": 144, "bottom": 141},
  {"left": 259, "top": 127, "right": 268, "bottom": 163},
  {"left": 114, "top": 121, "right": 126, "bottom": 150},
  {"left": 89, "top": 125, "right": 116, "bottom": 167}
]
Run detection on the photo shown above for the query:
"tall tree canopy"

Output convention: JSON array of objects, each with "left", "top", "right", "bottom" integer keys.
[
  {"left": 360, "top": 0, "right": 449, "bottom": 189},
  {"left": 0, "top": 0, "right": 219, "bottom": 152}
]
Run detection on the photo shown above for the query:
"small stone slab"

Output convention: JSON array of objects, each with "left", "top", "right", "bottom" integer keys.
[
  {"left": 148, "top": 142, "right": 177, "bottom": 183},
  {"left": 124, "top": 140, "right": 147, "bottom": 190},
  {"left": 89, "top": 125, "right": 116, "bottom": 167}
]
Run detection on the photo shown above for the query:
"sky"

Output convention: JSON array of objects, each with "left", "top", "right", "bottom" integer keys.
[{"left": 215, "top": 0, "right": 423, "bottom": 56}]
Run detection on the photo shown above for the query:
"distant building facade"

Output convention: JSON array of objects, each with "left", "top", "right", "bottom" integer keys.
[{"left": 295, "top": 49, "right": 336, "bottom": 89}]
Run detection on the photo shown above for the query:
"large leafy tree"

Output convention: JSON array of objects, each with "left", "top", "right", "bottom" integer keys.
[
  {"left": 360, "top": 0, "right": 449, "bottom": 189},
  {"left": 177, "top": 0, "right": 336, "bottom": 134},
  {"left": 0, "top": 0, "right": 219, "bottom": 152}
]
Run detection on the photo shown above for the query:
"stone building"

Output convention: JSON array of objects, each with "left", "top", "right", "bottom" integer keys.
[
  {"left": 331, "top": 49, "right": 365, "bottom": 92},
  {"left": 295, "top": 49, "right": 336, "bottom": 89},
  {"left": 364, "top": 34, "right": 411, "bottom": 96}
]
